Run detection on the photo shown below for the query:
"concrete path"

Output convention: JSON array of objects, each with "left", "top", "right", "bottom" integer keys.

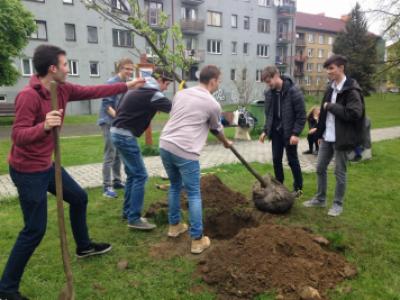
[{"left": 1, "top": 126, "right": 399, "bottom": 199}]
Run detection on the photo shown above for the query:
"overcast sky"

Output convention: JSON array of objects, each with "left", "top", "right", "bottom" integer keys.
[{"left": 296, "top": 0, "right": 383, "bottom": 35}]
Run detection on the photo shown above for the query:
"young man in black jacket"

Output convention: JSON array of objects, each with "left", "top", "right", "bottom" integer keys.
[
  {"left": 111, "top": 68, "right": 173, "bottom": 229},
  {"left": 259, "top": 66, "right": 306, "bottom": 196},
  {"left": 303, "top": 55, "right": 365, "bottom": 217}
]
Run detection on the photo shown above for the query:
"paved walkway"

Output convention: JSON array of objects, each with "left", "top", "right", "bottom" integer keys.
[{"left": 1, "top": 126, "right": 399, "bottom": 199}]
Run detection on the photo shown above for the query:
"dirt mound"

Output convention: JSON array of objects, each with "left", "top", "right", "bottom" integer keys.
[{"left": 198, "top": 224, "right": 357, "bottom": 300}]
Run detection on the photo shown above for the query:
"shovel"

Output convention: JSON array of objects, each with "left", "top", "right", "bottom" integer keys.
[
  {"left": 50, "top": 81, "right": 75, "bottom": 300},
  {"left": 229, "top": 145, "right": 295, "bottom": 214}
]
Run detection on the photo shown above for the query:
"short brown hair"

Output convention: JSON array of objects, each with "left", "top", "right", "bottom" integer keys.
[
  {"left": 116, "top": 58, "right": 134, "bottom": 71},
  {"left": 152, "top": 67, "right": 174, "bottom": 82},
  {"left": 261, "top": 66, "right": 280, "bottom": 82},
  {"left": 199, "top": 65, "right": 221, "bottom": 84},
  {"left": 323, "top": 54, "right": 348, "bottom": 70}
]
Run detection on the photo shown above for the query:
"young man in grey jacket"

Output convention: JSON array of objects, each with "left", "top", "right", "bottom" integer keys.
[{"left": 303, "top": 55, "right": 365, "bottom": 216}]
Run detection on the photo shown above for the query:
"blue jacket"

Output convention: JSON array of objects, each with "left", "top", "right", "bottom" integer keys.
[{"left": 97, "top": 75, "right": 125, "bottom": 126}]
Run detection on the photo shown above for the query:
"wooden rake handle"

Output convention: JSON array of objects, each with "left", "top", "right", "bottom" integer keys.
[{"left": 50, "top": 81, "right": 75, "bottom": 300}]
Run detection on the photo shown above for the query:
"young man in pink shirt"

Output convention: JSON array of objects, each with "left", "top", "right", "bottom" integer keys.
[
  {"left": 0, "top": 44, "right": 144, "bottom": 300},
  {"left": 159, "top": 65, "right": 232, "bottom": 254}
]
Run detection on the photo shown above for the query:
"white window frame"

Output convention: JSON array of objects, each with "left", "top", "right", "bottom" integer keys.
[
  {"left": 231, "top": 14, "right": 238, "bottom": 28},
  {"left": 317, "top": 63, "right": 323, "bottom": 73},
  {"left": 328, "top": 36, "right": 334, "bottom": 45},
  {"left": 207, "top": 11, "right": 222, "bottom": 27},
  {"left": 305, "top": 76, "right": 311, "bottom": 86},
  {"left": 68, "top": 60, "right": 79, "bottom": 76},
  {"left": 306, "top": 63, "right": 313, "bottom": 72},
  {"left": 256, "top": 69, "right": 263, "bottom": 82},
  {"left": 207, "top": 39, "right": 222, "bottom": 54},
  {"left": 21, "top": 58, "right": 33, "bottom": 76},
  {"left": 319, "top": 34, "right": 324, "bottom": 44},
  {"left": 0, "top": 95, "right": 7, "bottom": 102},
  {"left": 316, "top": 77, "right": 321, "bottom": 86},
  {"left": 318, "top": 49, "right": 324, "bottom": 58},
  {"left": 63, "top": 0, "right": 73, "bottom": 4},
  {"left": 89, "top": 61, "right": 100, "bottom": 77},
  {"left": 307, "top": 48, "right": 313, "bottom": 57},
  {"left": 308, "top": 33, "right": 314, "bottom": 43},
  {"left": 258, "top": 0, "right": 270, "bottom": 6},
  {"left": 257, "top": 44, "right": 269, "bottom": 57}
]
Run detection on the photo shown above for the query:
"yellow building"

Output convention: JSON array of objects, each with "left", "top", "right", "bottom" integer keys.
[{"left": 295, "top": 12, "right": 346, "bottom": 94}]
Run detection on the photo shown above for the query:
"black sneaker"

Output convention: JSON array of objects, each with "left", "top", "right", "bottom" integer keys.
[
  {"left": 113, "top": 182, "right": 125, "bottom": 189},
  {"left": 76, "top": 242, "right": 112, "bottom": 258},
  {"left": 302, "top": 150, "right": 313, "bottom": 155},
  {"left": 0, "top": 291, "right": 29, "bottom": 300}
]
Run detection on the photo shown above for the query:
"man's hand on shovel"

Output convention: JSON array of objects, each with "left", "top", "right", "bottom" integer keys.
[{"left": 44, "top": 109, "right": 63, "bottom": 131}]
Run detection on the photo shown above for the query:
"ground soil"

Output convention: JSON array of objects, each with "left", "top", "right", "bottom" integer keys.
[{"left": 147, "top": 175, "right": 356, "bottom": 299}]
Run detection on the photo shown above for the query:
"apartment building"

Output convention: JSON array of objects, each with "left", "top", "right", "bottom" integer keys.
[
  {"left": 294, "top": 12, "right": 345, "bottom": 94},
  {"left": 0, "top": 0, "right": 297, "bottom": 113}
]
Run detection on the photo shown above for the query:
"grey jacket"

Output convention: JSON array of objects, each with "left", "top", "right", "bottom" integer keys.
[{"left": 263, "top": 76, "right": 306, "bottom": 142}]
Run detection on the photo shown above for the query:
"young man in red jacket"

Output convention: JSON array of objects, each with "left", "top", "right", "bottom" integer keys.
[{"left": 0, "top": 44, "right": 144, "bottom": 300}]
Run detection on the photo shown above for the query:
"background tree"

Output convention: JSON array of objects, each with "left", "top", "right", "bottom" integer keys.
[
  {"left": 0, "top": 0, "right": 36, "bottom": 86},
  {"left": 232, "top": 68, "right": 256, "bottom": 105},
  {"left": 83, "top": 0, "right": 193, "bottom": 83},
  {"left": 333, "top": 3, "right": 378, "bottom": 95}
]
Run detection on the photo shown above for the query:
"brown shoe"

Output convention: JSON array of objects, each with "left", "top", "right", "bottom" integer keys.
[
  {"left": 168, "top": 223, "right": 188, "bottom": 238},
  {"left": 191, "top": 236, "right": 211, "bottom": 254}
]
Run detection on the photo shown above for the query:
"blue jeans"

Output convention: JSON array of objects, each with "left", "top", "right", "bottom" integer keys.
[
  {"left": 159, "top": 148, "right": 202, "bottom": 239},
  {"left": 0, "top": 165, "right": 90, "bottom": 293},
  {"left": 111, "top": 132, "right": 148, "bottom": 223}
]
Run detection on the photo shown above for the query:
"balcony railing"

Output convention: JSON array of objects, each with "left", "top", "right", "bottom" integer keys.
[
  {"left": 277, "top": 32, "right": 292, "bottom": 44},
  {"left": 180, "top": 19, "right": 205, "bottom": 34},
  {"left": 184, "top": 49, "right": 205, "bottom": 63},
  {"left": 296, "top": 38, "right": 306, "bottom": 46},
  {"left": 277, "top": 4, "right": 296, "bottom": 16},
  {"left": 181, "top": 0, "right": 204, "bottom": 5},
  {"left": 294, "top": 69, "right": 304, "bottom": 77},
  {"left": 275, "top": 55, "right": 287, "bottom": 65},
  {"left": 294, "top": 54, "right": 307, "bottom": 62}
]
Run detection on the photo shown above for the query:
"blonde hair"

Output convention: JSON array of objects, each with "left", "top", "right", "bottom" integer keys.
[{"left": 307, "top": 106, "right": 320, "bottom": 120}]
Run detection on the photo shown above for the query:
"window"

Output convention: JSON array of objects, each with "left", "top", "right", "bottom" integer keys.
[
  {"left": 147, "top": 1, "right": 163, "bottom": 25},
  {"left": 184, "top": 37, "right": 197, "bottom": 50},
  {"left": 242, "top": 69, "right": 247, "bottom": 81},
  {"left": 112, "top": 29, "right": 133, "bottom": 47},
  {"left": 181, "top": 7, "right": 196, "bottom": 20},
  {"left": 231, "top": 41, "right": 237, "bottom": 54},
  {"left": 305, "top": 76, "right": 311, "bottom": 86},
  {"left": 258, "top": 18, "right": 270, "bottom": 33},
  {"left": 317, "top": 63, "right": 323, "bottom": 72},
  {"left": 68, "top": 60, "right": 79, "bottom": 76},
  {"left": 63, "top": 0, "right": 73, "bottom": 4},
  {"left": 31, "top": 20, "right": 47, "bottom": 40},
  {"left": 307, "top": 33, "right": 314, "bottom": 43},
  {"left": 89, "top": 61, "right": 100, "bottom": 77},
  {"left": 0, "top": 95, "right": 6, "bottom": 102},
  {"left": 307, "top": 48, "right": 313, "bottom": 57},
  {"left": 21, "top": 58, "right": 33, "bottom": 76},
  {"left": 207, "top": 39, "right": 222, "bottom": 54},
  {"left": 244, "top": 16, "right": 250, "bottom": 29},
  {"left": 256, "top": 69, "right": 263, "bottom": 82},
  {"left": 243, "top": 42, "right": 249, "bottom": 55},
  {"left": 65, "top": 23, "right": 76, "bottom": 41},
  {"left": 258, "top": 0, "right": 270, "bottom": 6},
  {"left": 230, "top": 69, "right": 236, "bottom": 81},
  {"left": 306, "top": 63, "right": 313, "bottom": 72},
  {"left": 231, "top": 14, "right": 238, "bottom": 28},
  {"left": 328, "top": 36, "right": 334, "bottom": 45},
  {"left": 328, "top": 51, "right": 333, "bottom": 58},
  {"left": 318, "top": 49, "right": 324, "bottom": 58},
  {"left": 111, "top": 0, "right": 128, "bottom": 11},
  {"left": 87, "top": 26, "right": 98, "bottom": 43},
  {"left": 257, "top": 44, "right": 269, "bottom": 57},
  {"left": 319, "top": 34, "right": 324, "bottom": 44},
  {"left": 207, "top": 11, "right": 222, "bottom": 27},
  {"left": 316, "top": 77, "right": 321, "bottom": 86}
]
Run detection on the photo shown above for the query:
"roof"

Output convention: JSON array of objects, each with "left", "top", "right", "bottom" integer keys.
[{"left": 296, "top": 12, "right": 346, "bottom": 33}]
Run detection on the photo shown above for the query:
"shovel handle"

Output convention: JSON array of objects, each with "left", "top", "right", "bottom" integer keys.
[
  {"left": 229, "top": 145, "right": 267, "bottom": 188},
  {"left": 50, "top": 81, "right": 75, "bottom": 299}
]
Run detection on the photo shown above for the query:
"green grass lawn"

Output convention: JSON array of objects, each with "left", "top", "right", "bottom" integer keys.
[{"left": 0, "top": 139, "right": 399, "bottom": 299}]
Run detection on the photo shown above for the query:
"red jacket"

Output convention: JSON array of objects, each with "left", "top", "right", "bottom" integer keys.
[{"left": 9, "top": 75, "right": 128, "bottom": 173}]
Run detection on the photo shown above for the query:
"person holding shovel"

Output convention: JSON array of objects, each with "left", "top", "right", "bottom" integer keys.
[
  {"left": 259, "top": 66, "right": 306, "bottom": 197},
  {"left": 159, "top": 65, "right": 232, "bottom": 254},
  {"left": 0, "top": 44, "right": 145, "bottom": 300}
]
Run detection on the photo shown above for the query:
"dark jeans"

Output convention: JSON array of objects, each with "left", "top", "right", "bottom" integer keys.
[
  {"left": 0, "top": 166, "right": 91, "bottom": 293},
  {"left": 271, "top": 130, "right": 303, "bottom": 191},
  {"left": 307, "top": 133, "right": 319, "bottom": 152}
]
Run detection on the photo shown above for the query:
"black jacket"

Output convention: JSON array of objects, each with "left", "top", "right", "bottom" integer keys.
[
  {"left": 113, "top": 78, "right": 171, "bottom": 137},
  {"left": 316, "top": 77, "right": 365, "bottom": 150},
  {"left": 263, "top": 76, "right": 306, "bottom": 142}
]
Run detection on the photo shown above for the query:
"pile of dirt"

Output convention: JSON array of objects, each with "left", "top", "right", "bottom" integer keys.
[{"left": 198, "top": 224, "right": 357, "bottom": 300}]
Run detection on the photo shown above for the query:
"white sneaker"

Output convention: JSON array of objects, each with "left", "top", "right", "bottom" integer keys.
[{"left": 328, "top": 204, "right": 343, "bottom": 217}]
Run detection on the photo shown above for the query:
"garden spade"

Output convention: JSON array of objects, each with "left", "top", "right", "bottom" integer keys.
[
  {"left": 50, "top": 81, "right": 75, "bottom": 300},
  {"left": 229, "top": 145, "right": 295, "bottom": 214}
]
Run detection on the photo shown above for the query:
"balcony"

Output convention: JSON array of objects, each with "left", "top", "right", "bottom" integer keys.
[
  {"left": 296, "top": 38, "right": 306, "bottom": 47},
  {"left": 295, "top": 54, "right": 307, "bottom": 62},
  {"left": 180, "top": 19, "right": 205, "bottom": 34},
  {"left": 277, "top": 32, "right": 292, "bottom": 44},
  {"left": 294, "top": 69, "right": 304, "bottom": 77},
  {"left": 181, "top": 0, "right": 204, "bottom": 5},
  {"left": 275, "top": 55, "right": 287, "bottom": 65},
  {"left": 277, "top": 4, "right": 295, "bottom": 19},
  {"left": 146, "top": 9, "right": 170, "bottom": 30},
  {"left": 184, "top": 49, "right": 205, "bottom": 63}
]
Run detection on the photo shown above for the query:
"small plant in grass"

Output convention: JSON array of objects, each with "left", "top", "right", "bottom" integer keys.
[{"left": 325, "top": 231, "right": 347, "bottom": 252}]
